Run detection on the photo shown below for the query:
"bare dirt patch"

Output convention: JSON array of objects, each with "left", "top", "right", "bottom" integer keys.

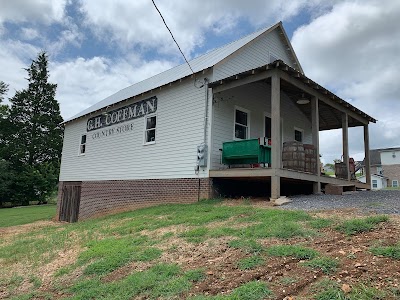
[{"left": 0, "top": 220, "right": 60, "bottom": 239}]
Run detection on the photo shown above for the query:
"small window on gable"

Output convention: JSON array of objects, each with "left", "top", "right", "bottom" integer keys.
[
  {"left": 372, "top": 179, "right": 378, "bottom": 188},
  {"left": 294, "top": 128, "right": 303, "bottom": 143},
  {"left": 393, "top": 180, "right": 399, "bottom": 188},
  {"left": 145, "top": 115, "right": 156, "bottom": 144},
  {"left": 79, "top": 134, "right": 86, "bottom": 155},
  {"left": 234, "top": 107, "right": 249, "bottom": 140}
]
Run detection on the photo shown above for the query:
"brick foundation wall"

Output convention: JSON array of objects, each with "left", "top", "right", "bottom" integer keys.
[
  {"left": 58, "top": 178, "right": 212, "bottom": 221},
  {"left": 382, "top": 164, "right": 400, "bottom": 186}
]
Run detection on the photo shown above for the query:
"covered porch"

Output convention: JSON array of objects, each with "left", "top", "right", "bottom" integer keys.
[{"left": 208, "top": 60, "right": 376, "bottom": 199}]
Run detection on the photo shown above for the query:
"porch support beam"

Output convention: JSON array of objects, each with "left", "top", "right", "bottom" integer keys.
[
  {"left": 277, "top": 70, "right": 368, "bottom": 125},
  {"left": 311, "top": 96, "right": 321, "bottom": 193},
  {"left": 342, "top": 113, "right": 350, "bottom": 181},
  {"left": 212, "top": 71, "right": 272, "bottom": 94},
  {"left": 364, "top": 124, "right": 371, "bottom": 187},
  {"left": 271, "top": 70, "right": 281, "bottom": 200}
]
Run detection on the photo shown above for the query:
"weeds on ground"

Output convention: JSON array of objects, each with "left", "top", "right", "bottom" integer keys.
[
  {"left": 313, "top": 279, "right": 387, "bottom": 300},
  {"left": 279, "top": 276, "right": 298, "bottom": 285},
  {"left": 302, "top": 257, "right": 339, "bottom": 274},
  {"left": 190, "top": 281, "right": 273, "bottom": 300},
  {"left": 370, "top": 242, "right": 400, "bottom": 260},
  {"left": 228, "top": 239, "right": 264, "bottom": 254},
  {"left": 335, "top": 215, "right": 388, "bottom": 235},
  {"left": 179, "top": 227, "right": 209, "bottom": 243},
  {"left": 78, "top": 236, "right": 161, "bottom": 275},
  {"left": 266, "top": 245, "right": 318, "bottom": 260},
  {"left": 237, "top": 255, "right": 265, "bottom": 270},
  {"left": 69, "top": 263, "right": 204, "bottom": 300}
]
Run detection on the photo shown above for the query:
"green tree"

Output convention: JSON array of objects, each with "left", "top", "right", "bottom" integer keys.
[
  {"left": 3, "top": 52, "right": 63, "bottom": 205},
  {"left": 0, "top": 81, "right": 14, "bottom": 206},
  {"left": 0, "top": 81, "right": 8, "bottom": 119}
]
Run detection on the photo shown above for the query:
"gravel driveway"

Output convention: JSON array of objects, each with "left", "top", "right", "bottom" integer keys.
[{"left": 282, "top": 190, "right": 400, "bottom": 214}]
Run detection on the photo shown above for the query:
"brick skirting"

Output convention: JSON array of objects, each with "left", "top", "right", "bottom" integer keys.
[{"left": 57, "top": 178, "right": 212, "bottom": 221}]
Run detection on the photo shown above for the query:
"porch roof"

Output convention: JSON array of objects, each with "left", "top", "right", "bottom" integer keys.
[{"left": 209, "top": 60, "right": 377, "bottom": 129}]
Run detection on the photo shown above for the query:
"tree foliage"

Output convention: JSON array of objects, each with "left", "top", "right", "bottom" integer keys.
[{"left": 0, "top": 52, "right": 63, "bottom": 205}]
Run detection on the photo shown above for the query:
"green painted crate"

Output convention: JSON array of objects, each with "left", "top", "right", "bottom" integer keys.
[{"left": 222, "top": 138, "right": 271, "bottom": 165}]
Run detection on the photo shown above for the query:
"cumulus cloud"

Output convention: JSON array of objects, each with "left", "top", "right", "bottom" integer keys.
[
  {"left": 292, "top": 0, "right": 400, "bottom": 163},
  {"left": 50, "top": 56, "right": 174, "bottom": 119},
  {"left": 0, "top": 39, "right": 41, "bottom": 102},
  {"left": 0, "top": 0, "right": 67, "bottom": 25},
  {"left": 79, "top": 0, "right": 330, "bottom": 58}
]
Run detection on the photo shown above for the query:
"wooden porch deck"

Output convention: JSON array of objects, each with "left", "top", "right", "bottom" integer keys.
[{"left": 209, "top": 168, "right": 370, "bottom": 190}]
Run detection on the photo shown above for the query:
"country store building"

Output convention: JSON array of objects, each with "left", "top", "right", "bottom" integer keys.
[{"left": 57, "top": 22, "right": 375, "bottom": 222}]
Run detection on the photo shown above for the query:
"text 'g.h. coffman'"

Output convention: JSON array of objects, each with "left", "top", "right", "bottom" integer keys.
[{"left": 86, "top": 97, "right": 157, "bottom": 131}]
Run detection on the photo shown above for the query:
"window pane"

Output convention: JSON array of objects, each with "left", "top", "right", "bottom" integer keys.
[
  {"left": 146, "top": 116, "right": 156, "bottom": 129},
  {"left": 393, "top": 180, "right": 398, "bottom": 187},
  {"left": 80, "top": 144, "right": 85, "bottom": 154},
  {"left": 235, "top": 110, "right": 247, "bottom": 126},
  {"left": 265, "top": 116, "right": 271, "bottom": 138},
  {"left": 146, "top": 129, "right": 156, "bottom": 143},
  {"left": 235, "top": 124, "right": 247, "bottom": 139},
  {"left": 295, "top": 130, "right": 302, "bottom": 142},
  {"left": 81, "top": 135, "right": 86, "bottom": 144}
]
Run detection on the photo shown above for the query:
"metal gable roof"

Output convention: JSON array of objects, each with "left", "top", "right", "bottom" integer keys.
[{"left": 64, "top": 23, "right": 286, "bottom": 124}]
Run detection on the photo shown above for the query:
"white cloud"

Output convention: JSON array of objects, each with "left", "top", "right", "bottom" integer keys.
[
  {"left": 50, "top": 56, "right": 174, "bottom": 119},
  {"left": 0, "top": 0, "right": 67, "bottom": 25},
  {"left": 292, "top": 0, "right": 400, "bottom": 162},
  {"left": 20, "top": 28, "right": 40, "bottom": 41},
  {"left": 79, "top": 0, "right": 329, "bottom": 58},
  {"left": 0, "top": 39, "right": 41, "bottom": 103}
]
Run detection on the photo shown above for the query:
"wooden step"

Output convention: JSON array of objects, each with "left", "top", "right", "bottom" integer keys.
[{"left": 325, "top": 184, "right": 356, "bottom": 195}]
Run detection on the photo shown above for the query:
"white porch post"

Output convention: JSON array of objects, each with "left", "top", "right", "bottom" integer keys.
[
  {"left": 364, "top": 124, "right": 371, "bottom": 187},
  {"left": 342, "top": 113, "right": 350, "bottom": 180},
  {"left": 311, "top": 96, "right": 321, "bottom": 193},
  {"left": 271, "top": 71, "right": 281, "bottom": 200}
]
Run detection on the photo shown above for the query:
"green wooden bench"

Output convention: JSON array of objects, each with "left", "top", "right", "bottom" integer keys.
[{"left": 222, "top": 138, "right": 271, "bottom": 166}]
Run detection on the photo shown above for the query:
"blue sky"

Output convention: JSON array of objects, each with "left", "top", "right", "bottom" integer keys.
[{"left": 0, "top": 0, "right": 399, "bottom": 163}]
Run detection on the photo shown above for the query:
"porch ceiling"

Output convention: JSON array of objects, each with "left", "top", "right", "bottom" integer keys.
[{"left": 209, "top": 60, "right": 376, "bottom": 130}]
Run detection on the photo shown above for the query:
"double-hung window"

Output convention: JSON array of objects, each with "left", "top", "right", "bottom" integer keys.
[
  {"left": 144, "top": 115, "right": 156, "bottom": 144},
  {"left": 79, "top": 134, "right": 86, "bottom": 155},
  {"left": 372, "top": 179, "right": 378, "bottom": 189},
  {"left": 234, "top": 107, "right": 249, "bottom": 140},
  {"left": 294, "top": 127, "right": 303, "bottom": 143},
  {"left": 392, "top": 180, "right": 399, "bottom": 188}
]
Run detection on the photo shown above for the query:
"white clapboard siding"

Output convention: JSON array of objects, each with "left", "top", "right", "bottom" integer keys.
[
  {"left": 213, "top": 29, "right": 294, "bottom": 82},
  {"left": 59, "top": 74, "right": 211, "bottom": 181},
  {"left": 210, "top": 82, "right": 312, "bottom": 169}
]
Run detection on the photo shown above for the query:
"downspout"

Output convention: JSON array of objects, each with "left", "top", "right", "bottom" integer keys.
[
  {"left": 203, "top": 78, "right": 209, "bottom": 144},
  {"left": 197, "top": 77, "right": 209, "bottom": 201}
]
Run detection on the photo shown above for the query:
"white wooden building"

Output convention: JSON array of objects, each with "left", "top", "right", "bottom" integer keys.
[{"left": 57, "top": 22, "right": 376, "bottom": 222}]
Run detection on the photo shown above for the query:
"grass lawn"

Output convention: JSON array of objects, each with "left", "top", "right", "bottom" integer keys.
[
  {"left": 0, "top": 204, "right": 56, "bottom": 227},
  {"left": 0, "top": 199, "right": 399, "bottom": 299}
]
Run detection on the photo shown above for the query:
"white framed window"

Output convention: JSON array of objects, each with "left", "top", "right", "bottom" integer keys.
[
  {"left": 234, "top": 106, "right": 250, "bottom": 140},
  {"left": 264, "top": 112, "right": 284, "bottom": 144},
  {"left": 79, "top": 134, "right": 86, "bottom": 155},
  {"left": 392, "top": 180, "right": 399, "bottom": 188},
  {"left": 294, "top": 127, "right": 304, "bottom": 143},
  {"left": 144, "top": 114, "right": 156, "bottom": 144},
  {"left": 372, "top": 179, "right": 378, "bottom": 188}
]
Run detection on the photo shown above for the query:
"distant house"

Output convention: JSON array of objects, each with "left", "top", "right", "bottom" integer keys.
[
  {"left": 358, "top": 174, "right": 387, "bottom": 190},
  {"left": 57, "top": 22, "right": 376, "bottom": 222},
  {"left": 362, "top": 147, "right": 400, "bottom": 188}
]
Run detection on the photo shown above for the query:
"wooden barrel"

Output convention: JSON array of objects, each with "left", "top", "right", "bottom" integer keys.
[
  {"left": 335, "top": 162, "right": 348, "bottom": 179},
  {"left": 282, "top": 141, "right": 305, "bottom": 171},
  {"left": 304, "top": 144, "right": 317, "bottom": 174}
]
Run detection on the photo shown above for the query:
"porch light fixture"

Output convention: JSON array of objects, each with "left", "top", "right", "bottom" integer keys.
[{"left": 296, "top": 94, "right": 310, "bottom": 105}]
